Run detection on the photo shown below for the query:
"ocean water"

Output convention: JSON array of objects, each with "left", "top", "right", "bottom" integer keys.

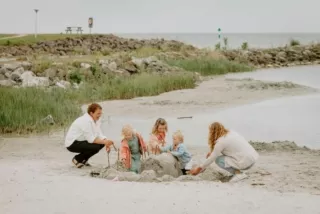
[
  {"left": 101, "top": 65, "right": 320, "bottom": 149},
  {"left": 117, "top": 33, "right": 320, "bottom": 49}
]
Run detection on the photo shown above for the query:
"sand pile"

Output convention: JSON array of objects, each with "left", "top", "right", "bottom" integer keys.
[
  {"left": 90, "top": 153, "right": 226, "bottom": 183},
  {"left": 250, "top": 140, "right": 313, "bottom": 152}
]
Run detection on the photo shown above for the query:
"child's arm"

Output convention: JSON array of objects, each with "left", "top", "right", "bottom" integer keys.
[
  {"left": 159, "top": 144, "right": 172, "bottom": 153},
  {"left": 170, "top": 145, "right": 186, "bottom": 157}
]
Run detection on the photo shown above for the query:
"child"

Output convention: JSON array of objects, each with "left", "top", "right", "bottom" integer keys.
[
  {"left": 160, "top": 130, "right": 193, "bottom": 175},
  {"left": 190, "top": 122, "right": 259, "bottom": 182},
  {"left": 120, "top": 124, "right": 147, "bottom": 174},
  {"left": 148, "top": 118, "right": 168, "bottom": 155}
]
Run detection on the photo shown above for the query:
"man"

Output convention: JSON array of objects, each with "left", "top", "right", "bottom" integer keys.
[{"left": 65, "top": 103, "right": 114, "bottom": 168}]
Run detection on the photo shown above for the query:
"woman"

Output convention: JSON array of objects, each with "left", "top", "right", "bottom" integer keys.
[
  {"left": 190, "top": 122, "right": 259, "bottom": 182},
  {"left": 147, "top": 118, "right": 168, "bottom": 155}
]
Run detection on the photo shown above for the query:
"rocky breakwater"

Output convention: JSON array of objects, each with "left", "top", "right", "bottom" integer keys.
[
  {"left": 222, "top": 43, "right": 320, "bottom": 68},
  {"left": 0, "top": 34, "right": 195, "bottom": 57},
  {"left": 0, "top": 55, "right": 187, "bottom": 88}
]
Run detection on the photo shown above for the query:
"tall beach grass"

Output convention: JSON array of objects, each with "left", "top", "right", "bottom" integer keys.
[
  {"left": 0, "top": 72, "right": 196, "bottom": 134},
  {"left": 166, "top": 57, "right": 253, "bottom": 76}
]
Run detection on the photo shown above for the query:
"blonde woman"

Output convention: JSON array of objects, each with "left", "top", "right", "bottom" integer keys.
[
  {"left": 147, "top": 118, "right": 168, "bottom": 155},
  {"left": 190, "top": 122, "right": 259, "bottom": 182}
]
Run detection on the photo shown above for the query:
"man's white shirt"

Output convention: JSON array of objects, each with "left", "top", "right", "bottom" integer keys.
[{"left": 64, "top": 113, "right": 106, "bottom": 147}]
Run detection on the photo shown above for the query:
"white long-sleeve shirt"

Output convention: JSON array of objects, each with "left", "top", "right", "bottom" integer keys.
[
  {"left": 201, "top": 130, "right": 259, "bottom": 170},
  {"left": 64, "top": 113, "right": 107, "bottom": 147}
]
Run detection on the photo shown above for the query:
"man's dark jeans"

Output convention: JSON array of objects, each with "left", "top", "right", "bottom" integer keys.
[{"left": 67, "top": 140, "right": 104, "bottom": 163}]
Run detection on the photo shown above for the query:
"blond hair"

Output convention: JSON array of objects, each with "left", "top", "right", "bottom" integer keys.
[
  {"left": 151, "top": 118, "right": 168, "bottom": 135},
  {"left": 173, "top": 130, "right": 184, "bottom": 143},
  {"left": 121, "top": 124, "right": 135, "bottom": 139},
  {"left": 208, "top": 122, "right": 229, "bottom": 152}
]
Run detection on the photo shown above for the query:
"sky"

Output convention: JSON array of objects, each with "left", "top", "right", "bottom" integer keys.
[{"left": 0, "top": 0, "right": 319, "bottom": 34}]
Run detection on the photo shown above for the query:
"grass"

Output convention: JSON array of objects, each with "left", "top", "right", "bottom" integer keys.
[
  {"left": 0, "top": 34, "right": 15, "bottom": 38},
  {"left": 166, "top": 57, "right": 253, "bottom": 76},
  {"left": 0, "top": 34, "right": 85, "bottom": 46},
  {"left": 0, "top": 72, "right": 196, "bottom": 134}
]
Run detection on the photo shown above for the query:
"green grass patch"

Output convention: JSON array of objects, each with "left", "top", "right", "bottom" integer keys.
[
  {"left": 0, "top": 34, "right": 85, "bottom": 46},
  {"left": 0, "top": 72, "right": 196, "bottom": 134},
  {"left": 166, "top": 57, "right": 253, "bottom": 76},
  {"left": 0, "top": 34, "right": 15, "bottom": 38}
]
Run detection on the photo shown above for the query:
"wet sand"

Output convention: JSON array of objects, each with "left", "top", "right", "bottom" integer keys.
[{"left": 1, "top": 76, "right": 320, "bottom": 214}]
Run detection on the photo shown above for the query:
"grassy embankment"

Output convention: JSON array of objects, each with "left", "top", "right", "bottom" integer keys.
[{"left": 0, "top": 35, "right": 253, "bottom": 134}]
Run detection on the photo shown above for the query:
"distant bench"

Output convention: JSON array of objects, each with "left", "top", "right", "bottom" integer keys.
[{"left": 65, "top": 27, "right": 83, "bottom": 34}]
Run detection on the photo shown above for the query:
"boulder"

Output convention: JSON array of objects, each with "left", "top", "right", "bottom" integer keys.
[
  {"left": 80, "top": 62, "right": 91, "bottom": 69},
  {"left": 107, "top": 61, "right": 118, "bottom": 71},
  {"left": 2, "top": 63, "right": 21, "bottom": 71},
  {"left": 0, "top": 80, "right": 15, "bottom": 87},
  {"left": 56, "top": 80, "right": 71, "bottom": 89},
  {"left": 20, "top": 61, "right": 32, "bottom": 70},
  {"left": 44, "top": 68, "right": 57, "bottom": 80},
  {"left": 20, "top": 71, "right": 50, "bottom": 87}
]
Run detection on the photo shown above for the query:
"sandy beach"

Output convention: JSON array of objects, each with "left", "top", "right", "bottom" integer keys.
[{"left": 1, "top": 75, "right": 320, "bottom": 214}]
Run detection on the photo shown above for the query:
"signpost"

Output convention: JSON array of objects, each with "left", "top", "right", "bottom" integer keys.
[
  {"left": 34, "top": 9, "right": 39, "bottom": 39},
  {"left": 218, "top": 27, "right": 221, "bottom": 45},
  {"left": 88, "top": 17, "right": 93, "bottom": 34}
]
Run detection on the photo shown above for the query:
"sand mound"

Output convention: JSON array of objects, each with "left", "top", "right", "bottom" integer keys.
[
  {"left": 237, "top": 80, "right": 304, "bottom": 90},
  {"left": 90, "top": 153, "right": 226, "bottom": 183},
  {"left": 140, "top": 153, "right": 182, "bottom": 178},
  {"left": 250, "top": 141, "right": 312, "bottom": 152}
]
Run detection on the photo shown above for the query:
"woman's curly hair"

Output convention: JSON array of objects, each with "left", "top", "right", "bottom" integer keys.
[
  {"left": 208, "top": 122, "right": 229, "bottom": 152},
  {"left": 151, "top": 118, "right": 168, "bottom": 135}
]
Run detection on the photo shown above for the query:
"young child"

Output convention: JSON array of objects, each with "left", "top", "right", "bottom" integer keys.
[
  {"left": 190, "top": 122, "right": 259, "bottom": 182},
  {"left": 148, "top": 118, "right": 168, "bottom": 155},
  {"left": 120, "top": 124, "right": 147, "bottom": 174},
  {"left": 160, "top": 130, "right": 193, "bottom": 175}
]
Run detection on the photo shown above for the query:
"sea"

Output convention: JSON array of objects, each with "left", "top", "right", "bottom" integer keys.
[{"left": 116, "top": 33, "right": 320, "bottom": 49}]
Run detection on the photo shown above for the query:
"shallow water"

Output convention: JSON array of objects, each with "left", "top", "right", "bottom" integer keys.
[{"left": 101, "top": 65, "right": 320, "bottom": 149}]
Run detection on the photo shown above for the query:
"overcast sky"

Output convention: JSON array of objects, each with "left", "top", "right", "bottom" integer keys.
[{"left": 1, "top": 0, "right": 319, "bottom": 34}]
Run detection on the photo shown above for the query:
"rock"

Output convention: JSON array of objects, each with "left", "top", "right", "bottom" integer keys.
[
  {"left": 98, "top": 59, "right": 109, "bottom": 65},
  {"left": 114, "top": 69, "right": 130, "bottom": 76},
  {"left": 144, "top": 56, "right": 158, "bottom": 64},
  {"left": 44, "top": 68, "right": 57, "bottom": 80},
  {"left": 14, "top": 67, "right": 24, "bottom": 74},
  {"left": 56, "top": 80, "right": 71, "bottom": 89},
  {"left": 10, "top": 70, "right": 22, "bottom": 81},
  {"left": 3, "top": 63, "right": 21, "bottom": 71},
  {"left": 0, "top": 67, "right": 8, "bottom": 75},
  {"left": 0, "top": 80, "right": 15, "bottom": 87},
  {"left": 20, "top": 71, "right": 50, "bottom": 87},
  {"left": 4, "top": 72, "right": 11, "bottom": 78},
  {"left": 123, "top": 61, "right": 138, "bottom": 73},
  {"left": 80, "top": 63, "right": 91, "bottom": 69},
  {"left": 0, "top": 74, "right": 5, "bottom": 80},
  {"left": 108, "top": 61, "right": 118, "bottom": 71},
  {"left": 131, "top": 57, "right": 145, "bottom": 68},
  {"left": 141, "top": 153, "right": 182, "bottom": 178},
  {"left": 20, "top": 61, "right": 32, "bottom": 70}
]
